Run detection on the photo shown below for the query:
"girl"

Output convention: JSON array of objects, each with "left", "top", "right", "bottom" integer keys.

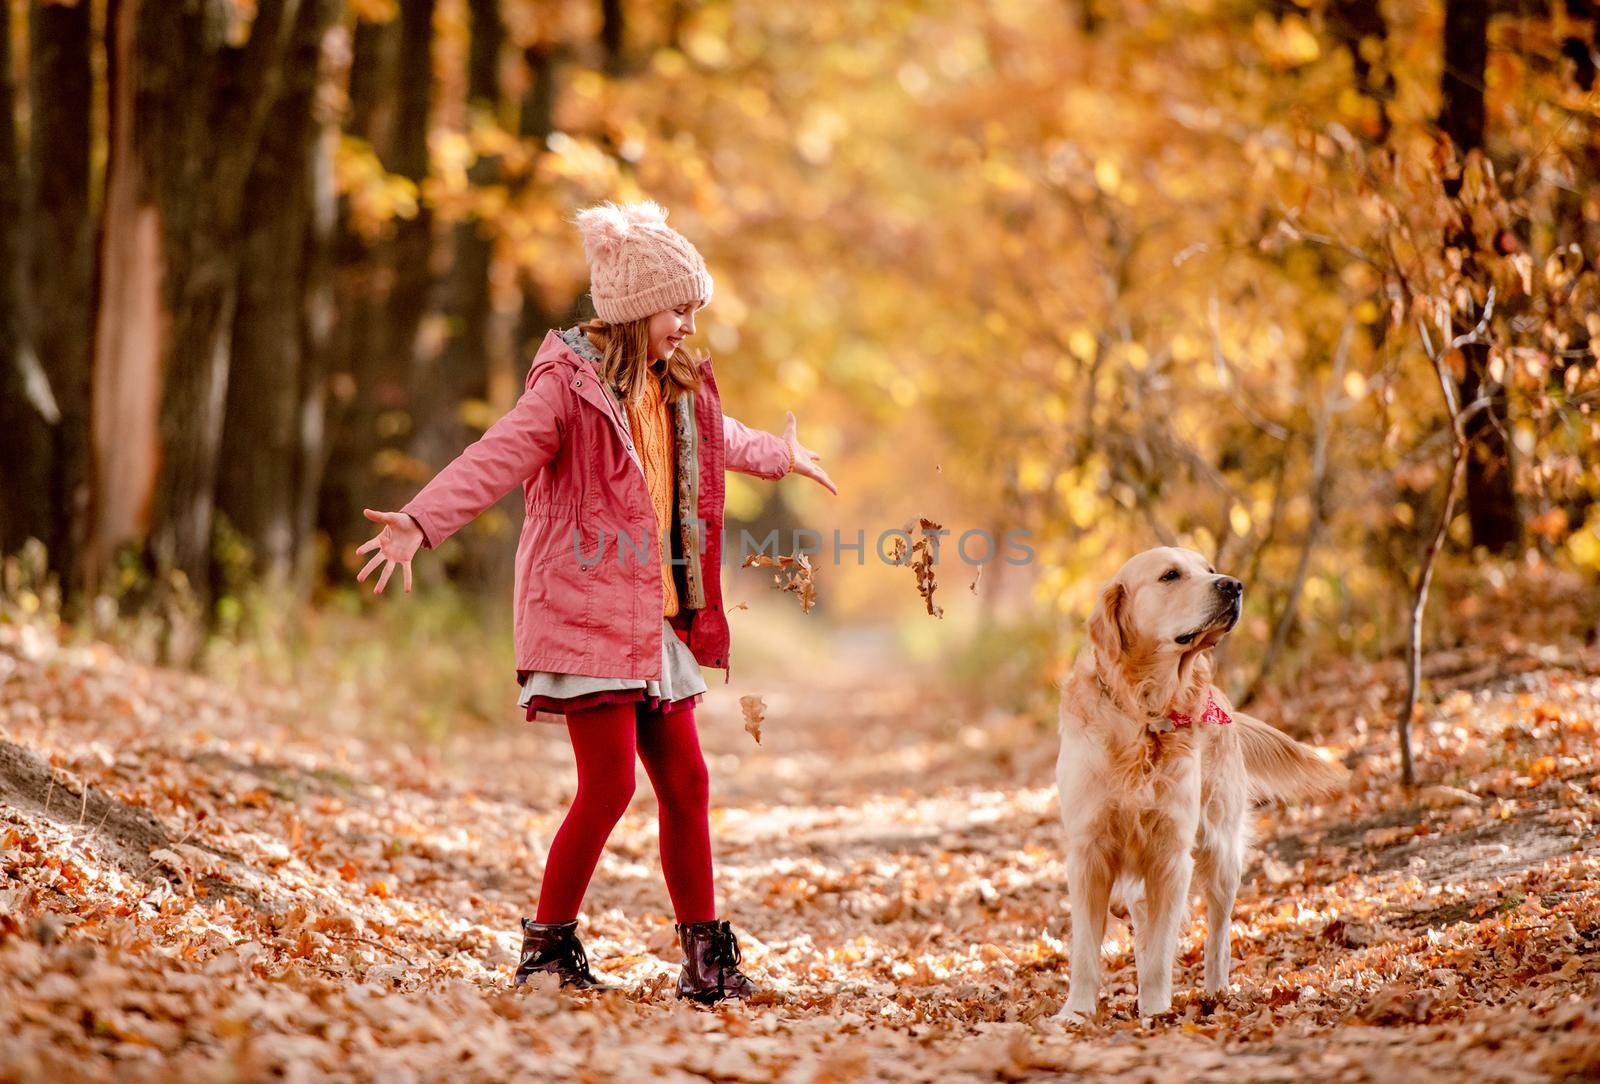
[{"left": 355, "top": 200, "right": 836, "bottom": 1004}]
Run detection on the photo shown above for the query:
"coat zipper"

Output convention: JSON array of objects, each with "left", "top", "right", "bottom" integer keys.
[{"left": 574, "top": 351, "right": 734, "bottom": 683}]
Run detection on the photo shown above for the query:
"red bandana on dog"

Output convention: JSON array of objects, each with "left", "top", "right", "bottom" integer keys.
[
  {"left": 1158, "top": 693, "right": 1232, "bottom": 733},
  {"left": 1094, "top": 673, "right": 1235, "bottom": 734}
]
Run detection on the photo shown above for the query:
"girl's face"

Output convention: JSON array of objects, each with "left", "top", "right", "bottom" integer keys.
[{"left": 646, "top": 301, "right": 701, "bottom": 362}]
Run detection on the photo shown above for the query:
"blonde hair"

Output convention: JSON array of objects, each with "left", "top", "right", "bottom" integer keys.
[{"left": 580, "top": 316, "right": 703, "bottom": 406}]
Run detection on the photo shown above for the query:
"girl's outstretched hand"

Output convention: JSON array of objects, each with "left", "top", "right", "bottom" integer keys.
[
  {"left": 356, "top": 509, "right": 424, "bottom": 594},
  {"left": 782, "top": 411, "right": 838, "bottom": 495}
]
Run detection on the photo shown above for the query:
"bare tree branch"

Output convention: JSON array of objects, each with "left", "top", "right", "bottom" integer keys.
[
  {"left": 1395, "top": 296, "right": 1493, "bottom": 787},
  {"left": 1241, "top": 318, "right": 1354, "bottom": 706}
]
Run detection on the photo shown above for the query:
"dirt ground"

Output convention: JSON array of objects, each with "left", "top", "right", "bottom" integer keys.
[{"left": 2, "top": 616, "right": 1599, "bottom": 1082}]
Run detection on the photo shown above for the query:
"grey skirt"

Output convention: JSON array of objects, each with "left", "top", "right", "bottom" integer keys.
[{"left": 518, "top": 618, "right": 709, "bottom": 721}]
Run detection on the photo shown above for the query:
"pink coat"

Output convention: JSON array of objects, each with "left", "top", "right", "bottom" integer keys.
[{"left": 401, "top": 329, "right": 792, "bottom": 682}]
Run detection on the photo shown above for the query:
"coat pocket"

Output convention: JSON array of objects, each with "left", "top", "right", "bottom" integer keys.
[{"left": 521, "top": 510, "right": 597, "bottom": 647}]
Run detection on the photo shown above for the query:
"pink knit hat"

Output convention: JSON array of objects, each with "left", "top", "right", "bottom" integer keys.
[{"left": 573, "top": 200, "right": 713, "bottom": 324}]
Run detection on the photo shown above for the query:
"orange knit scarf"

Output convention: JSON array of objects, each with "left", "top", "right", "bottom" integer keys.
[{"left": 627, "top": 368, "right": 679, "bottom": 618}]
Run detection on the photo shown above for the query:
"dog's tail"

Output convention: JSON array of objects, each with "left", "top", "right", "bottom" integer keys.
[{"left": 1234, "top": 712, "right": 1348, "bottom": 801}]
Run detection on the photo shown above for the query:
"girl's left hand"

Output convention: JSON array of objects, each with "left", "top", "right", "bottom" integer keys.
[
  {"left": 782, "top": 411, "right": 838, "bottom": 495},
  {"left": 356, "top": 509, "right": 423, "bottom": 594}
]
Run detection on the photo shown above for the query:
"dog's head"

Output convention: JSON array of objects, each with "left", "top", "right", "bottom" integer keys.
[{"left": 1087, "top": 546, "right": 1243, "bottom": 717}]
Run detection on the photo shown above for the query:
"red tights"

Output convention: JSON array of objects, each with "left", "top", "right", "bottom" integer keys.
[{"left": 534, "top": 699, "right": 716, "bottom": 924}]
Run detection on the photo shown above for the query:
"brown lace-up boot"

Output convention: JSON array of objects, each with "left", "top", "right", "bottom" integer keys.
[
  {"left": 675, "top": 919, "right": 760, "bottom": 1004},
  {"left": 513, "top": 918, "right": 621, "bottom": 991}
]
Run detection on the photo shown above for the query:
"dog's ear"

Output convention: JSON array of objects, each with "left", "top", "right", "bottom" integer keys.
[{"left": 1088, "top": 582, "right": 1129, "bottom": 663}]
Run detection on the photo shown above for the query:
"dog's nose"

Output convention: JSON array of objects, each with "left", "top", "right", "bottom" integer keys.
[{"left": 1215, "top": 577, "right": 1243, "bottom": 599}]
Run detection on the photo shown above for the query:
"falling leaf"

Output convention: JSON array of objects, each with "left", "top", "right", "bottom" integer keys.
[
  {"left": 891, "top": 517, "right": 945, "bottom": 618},
  {"left": 739, "top": 695, "right": 766, "bottom": 745},
  {"left": 742, "top": 553, "right": 817, "bottom": 613}
]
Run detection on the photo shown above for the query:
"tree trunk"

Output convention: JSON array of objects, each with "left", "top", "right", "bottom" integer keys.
[
  {"left": 412, "top": 0, "right": 500, "bottom": 475},
  {"left": 318, "top": 0, "right": 434, "bottom": 571},
  {"left": 335, "top": 0, "right": 435, "bottom": 537},
  {"left": 1440, "top": 0, "right": 1520, "bottom": 555},
  {"left": 28, "top": 0, "right": 97, "bottom": 598},
  {"left": 296, "top": 52, "right": 340, "bottom": 592},
  {"left": 1327, "top": 0, "right": 1394, "bottom": 142},
  {"left": 599, "top": 0, "right": 625, "bottom": 76},
  {"left": 218, "top": 0, "right": 339, "bottom": 590},
  {"left": 0, "top": 0, "right": 54, "bottom": 560},
  {"left": 89, "top": 0, "right": 164, "bottom": 588},
  {"left": 89, "top": 0, "right": 305, "bottom": 645},
  {"left": 318, "top": 13, "right": 398, "bottom": 574},
  {"left": 384, "top": 0, "right": 436, "bottom": 413},
  {"left": 513, "top": 41, "right": 562, "bottom": 358},
  {"left": 1440, "top": 0, "right": 1488, "bottom": 173},
  {"left": 412, "top": 0, "right": 515, "bottom": 589}
]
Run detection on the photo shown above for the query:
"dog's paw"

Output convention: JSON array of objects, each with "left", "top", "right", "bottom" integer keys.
[
  {"left": 1053, "top": 1004, "right": 1095, "bottom": 1027},
  {"left": 1136, "top": 997, "right": 1175, "bottom": 1024}
]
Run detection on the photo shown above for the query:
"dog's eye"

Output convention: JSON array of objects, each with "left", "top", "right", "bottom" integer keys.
[{"left": 1159, "top": 568, "right": 1181, "bottom": 583}]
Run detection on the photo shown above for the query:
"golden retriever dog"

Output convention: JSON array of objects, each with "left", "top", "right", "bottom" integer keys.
[{"left": 1054, "top": 546, "right": 1346, "bottom": 1023}]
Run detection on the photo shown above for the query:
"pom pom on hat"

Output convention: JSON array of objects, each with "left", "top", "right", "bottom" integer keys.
[
  {"left": 573, "top": 202, "right": 628, "bottom": 260},
  {"left": 574, "top": 200, "right": 661, "bottom": 260},
  {"left": 572, "top": 198, "right": 712, "bottom": 324}
]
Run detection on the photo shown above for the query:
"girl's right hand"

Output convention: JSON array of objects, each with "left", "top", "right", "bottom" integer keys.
[{"left": 356, "top": 509, "right": 424, "bottom": 594}]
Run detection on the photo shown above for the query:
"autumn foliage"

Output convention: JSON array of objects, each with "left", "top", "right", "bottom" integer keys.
[{"left": 3, "top": 0, "right": 1600, "bottom": 1079}]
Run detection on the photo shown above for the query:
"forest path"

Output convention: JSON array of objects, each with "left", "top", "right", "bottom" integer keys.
[{"left": 2, "top": 622, "right": 1598, "bottom": 1081}]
